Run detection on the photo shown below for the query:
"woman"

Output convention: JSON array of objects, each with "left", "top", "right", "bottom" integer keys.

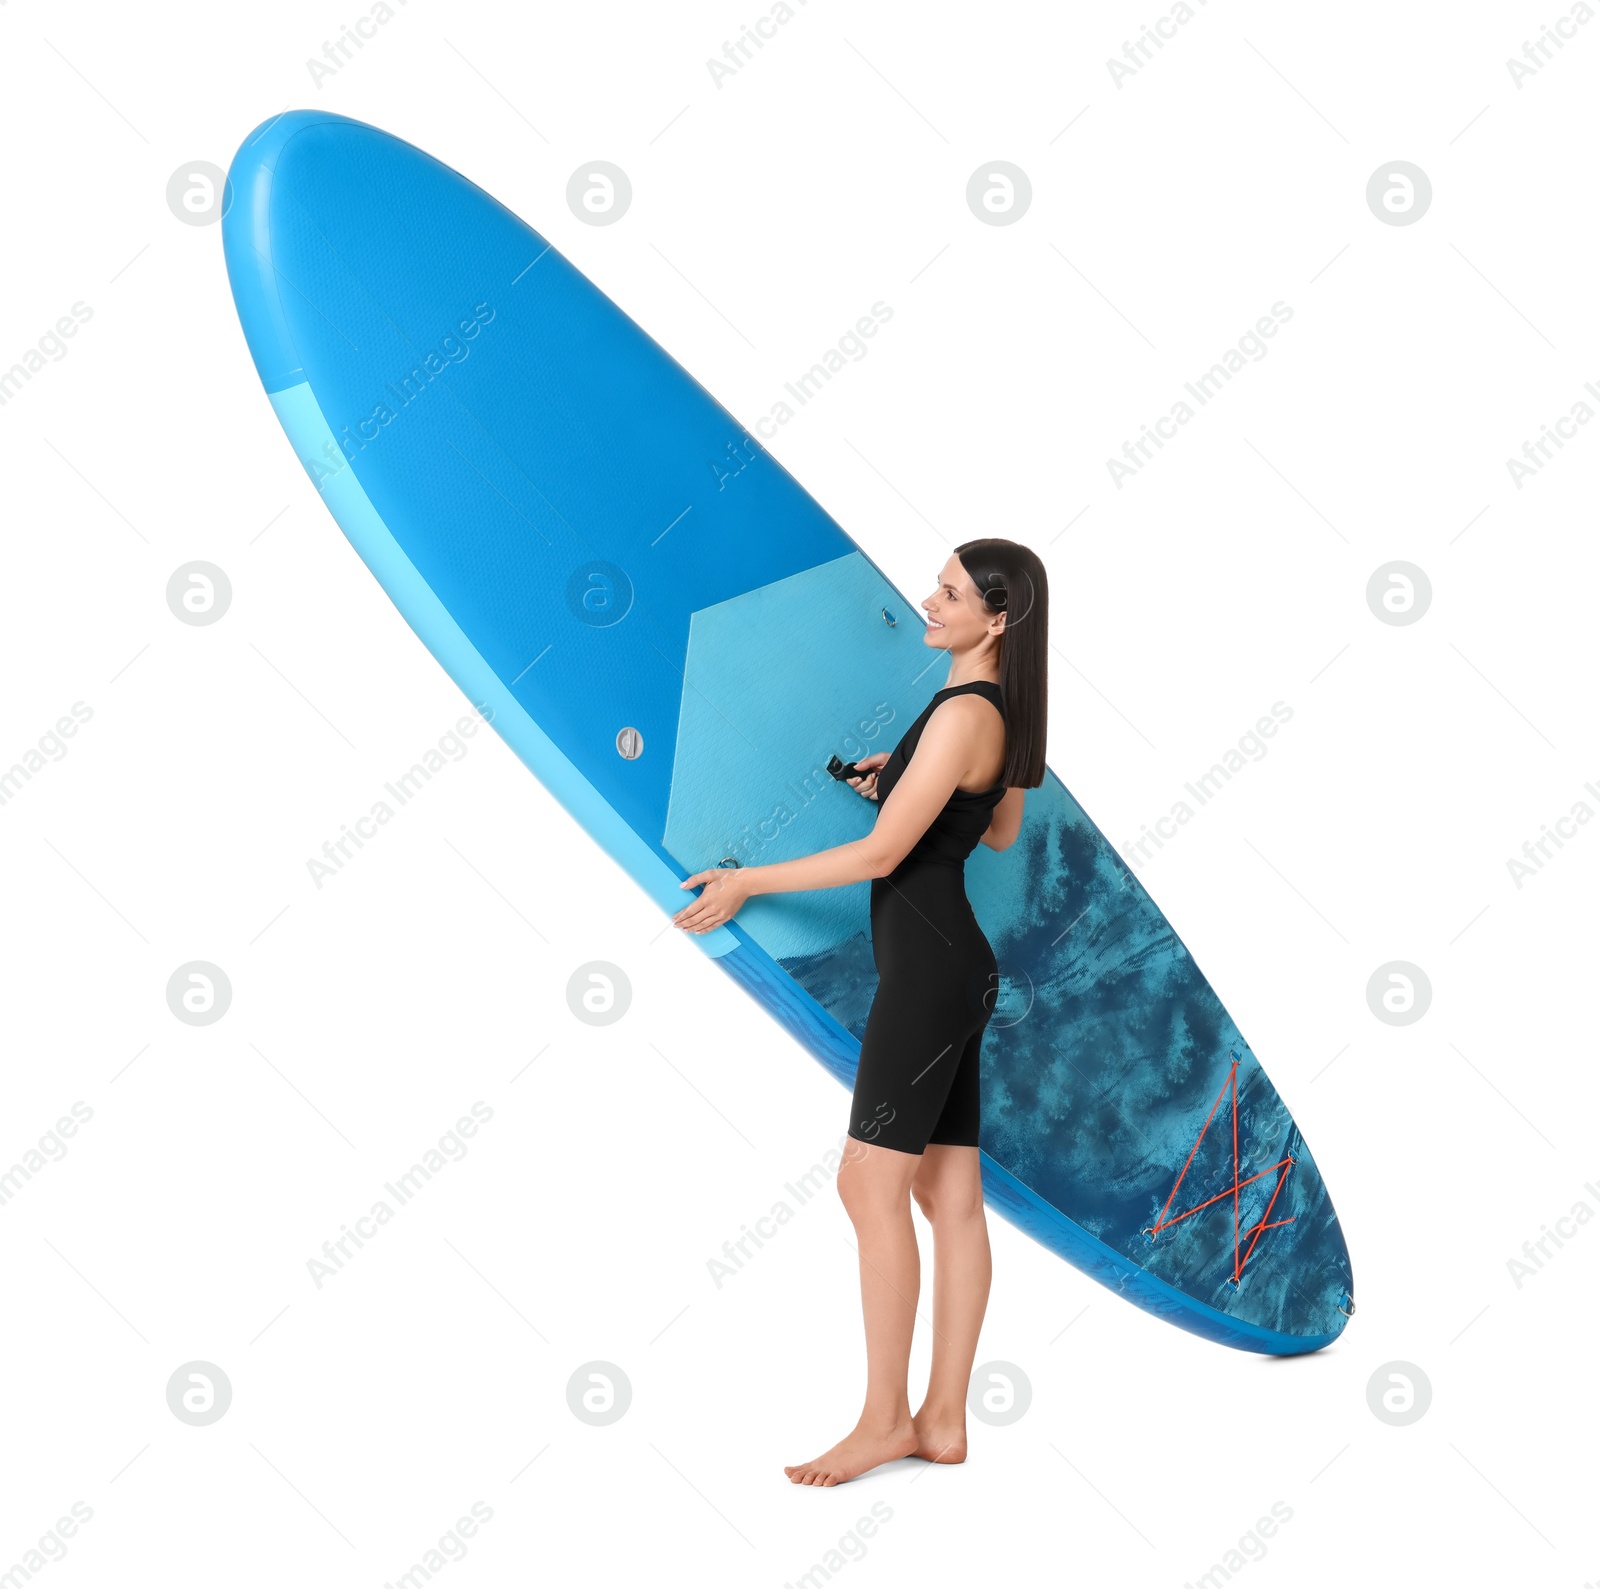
[{"left": 673, "top": 538, "right": 1048, "bottom": 1487}]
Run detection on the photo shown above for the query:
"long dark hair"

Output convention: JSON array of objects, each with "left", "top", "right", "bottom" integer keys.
[{"left": 954, "top": 538, "right": 1048, "bottom": 789}]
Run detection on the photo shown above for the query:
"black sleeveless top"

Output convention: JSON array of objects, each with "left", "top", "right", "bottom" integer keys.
[{"left": 873, "top": 680, "right": 1007, "bottom": 868}]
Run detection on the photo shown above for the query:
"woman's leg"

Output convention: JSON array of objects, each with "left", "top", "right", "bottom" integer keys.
[
  {"left": 784, "top": 1138, "right": 924, "bottom": 1486},
  {"left": 908, "top": 1142, "right": 991, "bottom": 1463}
]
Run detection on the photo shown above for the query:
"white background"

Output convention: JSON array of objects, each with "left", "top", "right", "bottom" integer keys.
[{"left": 2, "top": 1, "right": 1596, "bottom": 1585}]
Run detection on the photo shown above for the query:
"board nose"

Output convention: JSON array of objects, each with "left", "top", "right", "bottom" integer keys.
[{"left": 222, "top": 110, "right": 382, "bottom": 394}]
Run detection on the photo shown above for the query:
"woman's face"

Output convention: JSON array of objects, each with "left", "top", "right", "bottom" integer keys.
[{"left": 921, "top": 555, "right": 1002, "bottom": 655}]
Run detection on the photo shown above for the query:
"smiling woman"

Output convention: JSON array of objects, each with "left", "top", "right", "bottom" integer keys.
[{"left": 673, "top": 536, "right": 1050, "bottom": 1486}]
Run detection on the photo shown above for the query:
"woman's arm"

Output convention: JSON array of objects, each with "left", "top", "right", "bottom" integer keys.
[
  {"left": 672, "top": 703, "right": 983, "bottom": 933},
  {"left": 747, "top": 705, "right": 979, "bottom": 895},
  {"left": 978, "top": 786, "right": 1025, "bottom": 851}
]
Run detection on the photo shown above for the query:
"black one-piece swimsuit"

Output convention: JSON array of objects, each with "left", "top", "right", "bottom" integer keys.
[{"left": 847, "top": 680, "right": 1007, "bottom": 1155}]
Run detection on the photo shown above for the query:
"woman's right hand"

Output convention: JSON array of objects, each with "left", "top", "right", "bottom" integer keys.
[{"left": 846, "top": 752, "right": 891, "bottom": 801}]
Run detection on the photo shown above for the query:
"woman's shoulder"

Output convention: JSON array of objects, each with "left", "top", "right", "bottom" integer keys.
[
  {"left": 928, "top": 686, "right": 1004, "bottom": 724},
  {"left": 925, "top": 690, "right": 1006, "bottom": 776}
]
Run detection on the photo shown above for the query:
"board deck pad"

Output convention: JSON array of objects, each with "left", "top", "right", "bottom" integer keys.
[{"left": 224, "top": 111, "right": 1354, "bottom": 1353}]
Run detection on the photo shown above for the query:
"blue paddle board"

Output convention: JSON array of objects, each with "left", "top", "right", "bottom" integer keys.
[{"left": 222, "top": 111, "right": 1354, "bottom": 1354}]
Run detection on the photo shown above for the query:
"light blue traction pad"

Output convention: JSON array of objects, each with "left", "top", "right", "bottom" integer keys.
[{"left": 664, "top": 552, "right": 935, "bottom": 963}]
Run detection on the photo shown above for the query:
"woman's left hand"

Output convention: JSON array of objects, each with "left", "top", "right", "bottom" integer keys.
[{"left": 674, "top": 867, "right": 752, "bottom": 933}]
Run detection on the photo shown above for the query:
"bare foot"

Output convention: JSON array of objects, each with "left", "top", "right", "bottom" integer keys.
[
  {"left": 784, "top": 1416, "right": 918, "bottom": 1486},
  {"left": 910, "top": 1407, "right": 967, "bottom": 1464}
]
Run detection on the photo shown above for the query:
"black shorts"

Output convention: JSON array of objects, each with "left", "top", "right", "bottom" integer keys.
[{"left": 847, "top": 863, "right": 996, "bottom": 1156}]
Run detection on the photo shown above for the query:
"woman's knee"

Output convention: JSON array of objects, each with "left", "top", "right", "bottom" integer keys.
[
  {"left": 913, "top": 1164, "right": 984, "bottom": 1224},
  {"left": 837, "top": 1142, "right": 912, "bottom": 1219},
  {"left": 837, "top": 1160, "right": 882, "bottom": 1219},
  {"left": 835, "top": 1147, "right": 864, "bottom": 1208},
  {"left": 940, "top": 1183, "right": 986, "bottom": 1223}
]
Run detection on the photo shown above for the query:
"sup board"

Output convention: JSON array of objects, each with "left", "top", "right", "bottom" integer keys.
[{"left": 223, "top": 111, "right": 1354, "bottom": 1354}]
